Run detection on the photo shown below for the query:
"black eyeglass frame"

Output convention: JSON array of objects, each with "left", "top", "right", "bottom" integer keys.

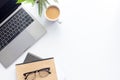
[{"left": 23, "top": 67, "right": 51, "bottom": 80}]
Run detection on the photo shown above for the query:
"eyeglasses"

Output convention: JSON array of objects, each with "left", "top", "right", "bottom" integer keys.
[{"left": 23, "top": 67, "right": 51, "bottom": 80}]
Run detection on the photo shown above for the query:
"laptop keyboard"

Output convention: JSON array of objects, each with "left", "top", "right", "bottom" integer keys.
[{"left": 0, "top": 8, "right": 34, "bottom": 51}]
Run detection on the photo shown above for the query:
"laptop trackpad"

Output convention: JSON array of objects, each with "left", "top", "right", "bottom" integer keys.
[{"left": 0, "top": 30, "right": 35, "bottom": 68}]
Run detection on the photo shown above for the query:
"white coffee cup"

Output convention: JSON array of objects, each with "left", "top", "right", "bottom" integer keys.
[{"left": 45, "top": 5, "right": 60, "bottom": 22}]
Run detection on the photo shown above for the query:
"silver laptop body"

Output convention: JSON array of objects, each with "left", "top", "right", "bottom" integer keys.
[{"left": 0, "top": 1, "right": 46, "bottom": 68}]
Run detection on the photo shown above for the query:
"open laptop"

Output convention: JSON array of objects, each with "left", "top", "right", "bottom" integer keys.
[{"left": 0, "top": 0, "right": 46, "bottom": 68}]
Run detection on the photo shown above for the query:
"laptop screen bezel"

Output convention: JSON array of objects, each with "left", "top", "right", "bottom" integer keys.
[{"left": 0, "top": 0, "right": 21, "bottom": 23}]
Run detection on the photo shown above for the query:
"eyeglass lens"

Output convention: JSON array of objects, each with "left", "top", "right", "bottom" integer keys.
[
  {"left": 39, "top": 70, "right": 49, "bottom": 78},
  {"left": 26, "top": 72, "right": 36, "bottom": 80}
]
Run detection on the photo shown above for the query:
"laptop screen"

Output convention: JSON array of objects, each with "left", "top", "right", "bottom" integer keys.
[{"left": 0, "top": 0, "right": 20, "bottom": 23}]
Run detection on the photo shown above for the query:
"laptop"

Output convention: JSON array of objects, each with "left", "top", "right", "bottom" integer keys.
[{"left": 0, "top": 0, "right": 46, "bottom": 68}]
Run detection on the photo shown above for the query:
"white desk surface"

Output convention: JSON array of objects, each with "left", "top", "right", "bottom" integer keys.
[{"left": 0, "top": 0, "right": 120, "bottom": 80}]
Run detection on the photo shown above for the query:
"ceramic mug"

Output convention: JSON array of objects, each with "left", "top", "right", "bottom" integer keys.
[{"left": 45, "top": 5, "right": 61, "bottom": 23}]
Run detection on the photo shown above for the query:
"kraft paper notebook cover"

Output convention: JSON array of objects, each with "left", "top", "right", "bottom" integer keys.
[{"left": 16, "top": 57, "right": 58, "bottom": 80}]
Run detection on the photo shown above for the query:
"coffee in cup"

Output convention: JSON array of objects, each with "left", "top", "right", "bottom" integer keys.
[{"left": 45, "top": 5, "right": 60, "bottom": 21}]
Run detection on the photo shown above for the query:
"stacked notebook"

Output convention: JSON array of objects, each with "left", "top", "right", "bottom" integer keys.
[{"left": 16, "top": 53, "right": 58, "bottom": 80}]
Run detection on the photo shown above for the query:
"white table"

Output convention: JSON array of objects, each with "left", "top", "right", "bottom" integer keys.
[{"left": 0, "top": 0, "right": 120, "bottom": 80}]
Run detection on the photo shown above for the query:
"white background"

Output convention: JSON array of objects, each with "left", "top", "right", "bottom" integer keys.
[{"left": 0, "top": 0, "right": 120, "bottom": 80}]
